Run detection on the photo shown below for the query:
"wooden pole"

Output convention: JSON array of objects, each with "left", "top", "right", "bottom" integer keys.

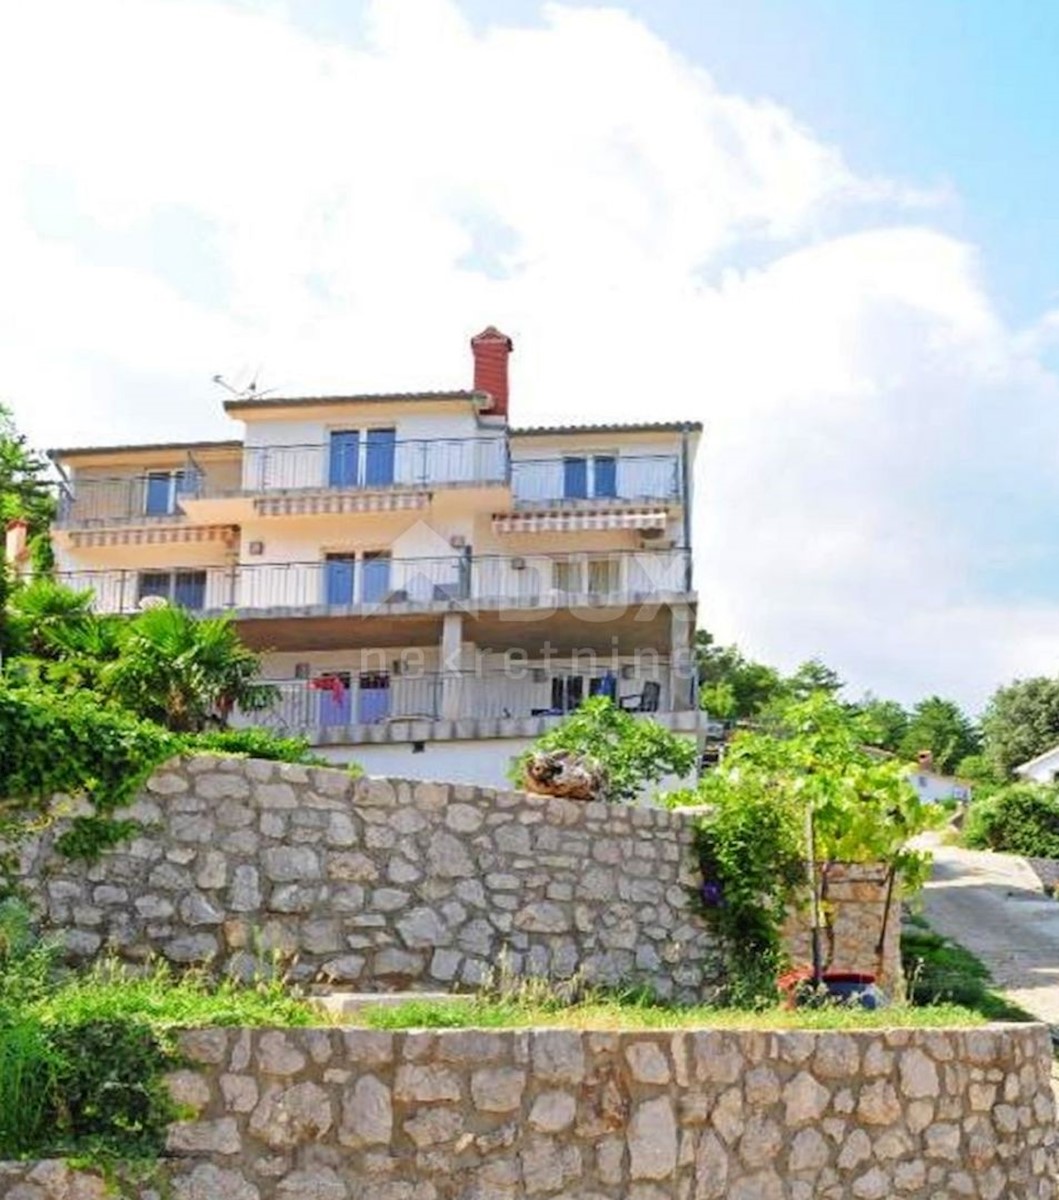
[{"left": 805, "top": 804, "right": 823, "bottom": 986}]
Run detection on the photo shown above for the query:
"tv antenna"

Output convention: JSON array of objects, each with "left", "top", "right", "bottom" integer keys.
[{"left": 211, "top": 367, "right": 277, "bottom": 401}]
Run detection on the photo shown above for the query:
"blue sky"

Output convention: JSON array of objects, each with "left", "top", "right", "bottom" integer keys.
[{"left": 3, "top": 0, "right": 1059, "bottom": 710}]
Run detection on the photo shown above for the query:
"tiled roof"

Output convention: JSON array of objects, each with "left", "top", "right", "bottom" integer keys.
[
  {"left": 49, "top": 439, "right": 242, "bottom": 460},
  {"left": 223, "top": 390, "right": 487, "bottom": 413},
  {"left": 510, "top": 421, "right": 703, "bottom": 436}
]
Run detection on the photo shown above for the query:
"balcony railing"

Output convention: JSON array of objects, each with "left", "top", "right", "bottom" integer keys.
[
  {"left": 242, "top": 437, "right": 509, "bottom": 493},
  {"left": 54, "top": 446, "right": 685, "bottom": 526},
  {"left": 233, "top": 666, "right": 674, "bottom": 732},
  {"left": 510, "top": 454, "right": 680, "bottom": 505},
  {"left": 53, "top": 549, "right": 692, "bottom": 616}
]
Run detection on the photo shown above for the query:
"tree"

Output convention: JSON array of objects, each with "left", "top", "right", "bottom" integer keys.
[
  {"left": 670, "top": 694, "right": 941, "bottom": 1003},
  {"left": 854, "top": 694, "right": 909, "bottom": 752},
  {"left": 897, "top": 696, "right": 980, "bottom": 775},
  {"left": 511, "top": 696, "right": 697, "bottom": 803},
  {"left": 981, "top": 677, "right": 1059, "bottom": 779},
  {"left": 695, "top": 630, "right": 784, "bottom": 720},
  {"left": 0, "top": 404, "right": 56, "bottom": 655},
  {"left": 100, "top": 606, "right": 277, "bottom": 733},
  {"left": 783, "top": 658, "right": 844, "bottom": 703},
  {"left": 0, "top": 403, "right": 53, "bottom": 542}
]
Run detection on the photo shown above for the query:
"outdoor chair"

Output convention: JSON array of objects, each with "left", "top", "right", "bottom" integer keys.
[{"left": 619, "top": 680, "right": 661, "bottom": 713}]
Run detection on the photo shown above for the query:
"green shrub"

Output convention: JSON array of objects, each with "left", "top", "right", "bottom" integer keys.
[
  {"left": 511, "top": 696, "right": 696, "bottom": 803},
  {"left": 962, "top": 783, "right": 1059, "bottom": 858},
  {"left": 179, "top": 727, "right": 328, "bottom": 765}
]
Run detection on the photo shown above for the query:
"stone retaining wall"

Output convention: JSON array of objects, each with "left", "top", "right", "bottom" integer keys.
[
  {"left": 20, "top": 755, "right": 717, "bottom": 1000},
  {"left": 1, "top": 1022, "right": 1055, "bottom": 1199},
  {"left": 19, "top": 755, "right": 898, "bottom": 998}
]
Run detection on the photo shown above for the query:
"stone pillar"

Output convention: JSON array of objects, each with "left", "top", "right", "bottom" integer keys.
[
  {"left": 439, "top": 611, "right": 465, "bottom": 720},
  {"left": 668, "top": 602, "right": 695, "bottom": 712}
]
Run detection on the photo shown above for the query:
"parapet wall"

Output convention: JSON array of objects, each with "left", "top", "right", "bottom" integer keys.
[
  {"left": 19, "top": 755, "right": 899, "bottom": 998},
  {"left": 1, "top": 1022, "right": 1055, "bottom": 1199}
]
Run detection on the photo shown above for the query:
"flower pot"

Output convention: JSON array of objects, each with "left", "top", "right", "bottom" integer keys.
[{"left": 777, "top": 969, "right": 882, "bottom": 1010}]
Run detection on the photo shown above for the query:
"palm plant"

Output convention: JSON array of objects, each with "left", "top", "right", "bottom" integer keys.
[
  {"left": 4, "top": 579, "right": 96, "bottom": 660},
  {"left": 102, "top": 606, "right": 277, "bottom": 732}
]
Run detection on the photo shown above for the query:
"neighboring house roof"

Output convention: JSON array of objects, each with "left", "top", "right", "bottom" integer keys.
[
  {"left": 223, "top": 390, "right": 487, "bottom": 414},
  {"left": 511, "top": 421, "right": 703, "bottom": 436},
  {"left": 49, "top": 439, "right": 242, "bottom": 461},
  {"left": 1014, "top": 742, "right": 1059, "bottom": 775}
]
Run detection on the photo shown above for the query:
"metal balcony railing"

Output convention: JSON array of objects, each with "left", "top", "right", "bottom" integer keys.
[
  {"left": 54, "top": 446, "right": 685, "bottom": 527},
  {"left": 510, "top": 454, "right": 681, "bottom": 505},
  {"left": 232, "top": 666, "right": 673, "bottom": 732},
  {"left": 53, "top": 549, "right": 692, "bottom": 616}
]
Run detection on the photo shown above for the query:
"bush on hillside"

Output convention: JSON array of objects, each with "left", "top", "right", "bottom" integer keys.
[{"left": 962, "top": 783, "right": 1059, "bottom": 859}]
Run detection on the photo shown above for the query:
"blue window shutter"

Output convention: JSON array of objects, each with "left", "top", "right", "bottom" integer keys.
[
  {"left": 594, "top": 456, "right": 617, "bottom": 498},
  {"left": 563, "top": 457, "right": 588, "bottom": 499},
  {"left": 325, "top": 556, "right": 356, "bottom": 605},
  {"left": 365, "top": 428, "right": 396, "bottom": 486},
  {"left": 362, "top": 553, "right": 391, "bottom": 604},
  {"left": 144, "top": 473, "right": 171, "bottom": 515},
  {"left": 329, "top": 431, "right": 360, "bottom": 487}
]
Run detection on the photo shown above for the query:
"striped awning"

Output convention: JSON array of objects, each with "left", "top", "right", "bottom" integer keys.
[
  {"left": 67, "top": 525, "right": 237, "bottom": 549},
  {"left": 492, "top": 509, "right": 668, "bottom": 535},
  {"left": 254, "top": 491, "right": 429, "bottom": 518}
]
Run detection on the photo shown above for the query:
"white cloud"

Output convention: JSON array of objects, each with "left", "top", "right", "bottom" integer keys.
[{"left": 0, "top": 0, "right": 1057, "bottom": 708}]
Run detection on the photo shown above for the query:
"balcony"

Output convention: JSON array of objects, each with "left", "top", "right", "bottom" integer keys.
[
  {"left": 53, "top": 437, "right": 509, "bottom": 528},
  {"left": 233, "top": 666, "right": 698, "bottom": 744},
  {"left": 54, "top": 549, "right": 691, "bottom": 617},
  {"left": 510, "top": 453, "right": 680, "bottom": 506},
  {"left": 242, "top": 436, "right": 508, "bottom": 494}
]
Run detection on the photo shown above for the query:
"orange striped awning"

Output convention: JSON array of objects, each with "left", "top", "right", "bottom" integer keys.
[
  {"left": 492, "top": 509, "right": 668, "bottom": 535},
  {"left": 253, "top": 492, "right": 429, "bottom": 518}
]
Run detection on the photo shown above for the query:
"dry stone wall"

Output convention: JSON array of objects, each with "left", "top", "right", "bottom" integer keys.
[
  {"left": 19, "top": 755, "right": 898, "bottom": 999},
  {"left": 1, "top": 1022, "right": 1055, "bottom": 1199},
  {"left": 20, "top": 755, "right": 717, "bottom": 1000}
]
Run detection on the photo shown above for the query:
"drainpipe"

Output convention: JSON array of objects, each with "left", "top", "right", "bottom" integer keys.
[{"left": 679, "top": 426, "right": 693, "bottom": 594}]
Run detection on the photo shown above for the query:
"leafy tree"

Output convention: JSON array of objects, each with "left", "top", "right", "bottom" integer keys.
[
  {"left": 0, "top": 404, "right": 56, "bottom": 655},
  {"left": 695, "top": 630, "right": 784, "bottom": 720},
  {"left": 101, "top": 605, "right": 276, "bottom": 733},
  {"left": 669, "top": 694, "right": 941, "bottom": 1003},
  {"left": 854, "top": 694, "right": 909, "bottom": 752},
  {"left": 0, "top": 403, "right": 53, "bottom": 545},
  {"left": 783, "top": 658, "right": 844, "bottom": 703},
  {"left": 980, "top": 677, "right": 1059, "bottom": 779},
  {"left": 512, "top": 696, "right": 696, "bottom": 803},
  {"left": 897, "top": 696, "right": 980, "bottom": 775}
]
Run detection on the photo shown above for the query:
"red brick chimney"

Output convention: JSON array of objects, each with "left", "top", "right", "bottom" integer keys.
[{"left": 470, "top": 326, "right": 513, "bottom": 418}]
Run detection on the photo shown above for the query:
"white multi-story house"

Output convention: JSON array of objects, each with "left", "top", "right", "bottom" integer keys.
[{"left": 43, "top": 328, "right": 701, "bottom": 786}]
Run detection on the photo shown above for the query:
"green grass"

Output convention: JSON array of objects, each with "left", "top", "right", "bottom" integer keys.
[
  {"left": 28, "top": 958, "right": 318, "bottom": 1030},
  {"left": 901, "top": 920, "right": 1036, "bottom": 1023},
  {"left": 357, "top": 994, "right": 989, "bottom": 1032}
]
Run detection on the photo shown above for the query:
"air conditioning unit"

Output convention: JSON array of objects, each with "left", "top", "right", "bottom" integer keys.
[{"left": 511, "top": 557, "right": 526, "bottom": 570}]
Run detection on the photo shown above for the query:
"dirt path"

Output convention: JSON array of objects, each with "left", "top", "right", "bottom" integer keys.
[{"left": 920, "top": 836, "right": 1059, "bottom": 1028}]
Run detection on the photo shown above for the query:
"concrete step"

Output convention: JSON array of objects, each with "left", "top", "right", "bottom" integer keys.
[{"left": 312, "top": 990, "right": 476, "bottom": 1020}]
